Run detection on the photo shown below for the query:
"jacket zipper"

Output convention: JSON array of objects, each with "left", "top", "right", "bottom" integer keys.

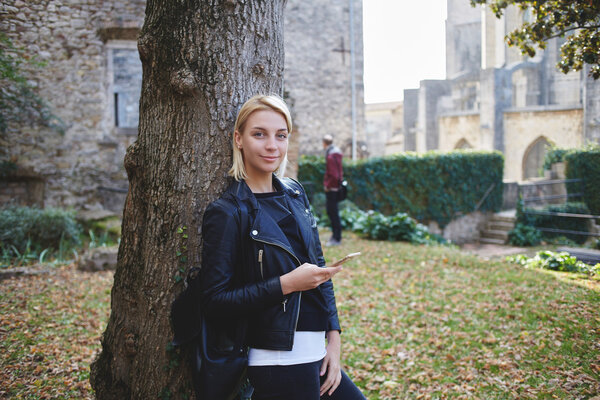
[
  {"left": 258, "top": 249, "right": 264, "bottom": 279},
  {"left": 252, "top": 237, "right": 302, "bottom": 317},
  {"left": 293, "top": 292, "right": 302, "bottom": 329}
]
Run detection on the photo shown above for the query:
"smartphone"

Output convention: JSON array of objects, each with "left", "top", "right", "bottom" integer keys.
[{"left": 330, "top": 252, "right": 361, "bottom": 267}]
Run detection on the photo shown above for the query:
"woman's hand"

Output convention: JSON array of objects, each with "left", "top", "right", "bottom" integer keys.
[
  {"left": 320, "top": 330, "right": 342, "bottom": 396},
  {"left": 280, "top": 263, "right": 342, "bottom": 295}
]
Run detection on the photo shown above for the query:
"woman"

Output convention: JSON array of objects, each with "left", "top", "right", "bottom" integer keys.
[{"left": 199, "top": 94, "right": 365, "bottom": 399}]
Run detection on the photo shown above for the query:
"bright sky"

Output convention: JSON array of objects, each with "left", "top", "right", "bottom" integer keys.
[{"left": 363, "top": 0, "right": 448, "bottom": 104}]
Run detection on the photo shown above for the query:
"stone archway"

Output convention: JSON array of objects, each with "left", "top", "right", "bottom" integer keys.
[
  {"left": 522, "top": 136, "right": 552, "bottom": 180},
  {"left": 455, "top": 138, "right": 472, "bottom": 149}
]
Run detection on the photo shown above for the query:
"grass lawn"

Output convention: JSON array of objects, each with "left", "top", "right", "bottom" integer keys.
[{"left": 1, "top": 232, "right": 599, "bottom": 399}]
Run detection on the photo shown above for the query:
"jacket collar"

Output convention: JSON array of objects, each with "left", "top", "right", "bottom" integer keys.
[
  {"left": 325, "top": 144, "right": 342, "bottom": 156},
  {"left": 225, "top": 175, "right": 307, "bottom": 262},
  {"left": 226, "top": 175, "right": 301, "bottom": 210}
]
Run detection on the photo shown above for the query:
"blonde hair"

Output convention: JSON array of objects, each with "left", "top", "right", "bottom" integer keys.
[{"left": 228, "top": 94, "right": 293, "bottom": 181}]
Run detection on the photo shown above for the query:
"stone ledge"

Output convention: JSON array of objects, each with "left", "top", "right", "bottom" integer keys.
[
  {"left": 0, "top": 266, "right": 54, "bottom": 281},
  {"left": 97, "top": 27, "right": 140, "bottom": 42},
  {"left": 557, "top": 247, "right": 600, "bottom": 266},
  {"left": 77, "top": 245, "right": 119, "bottom": 272}
]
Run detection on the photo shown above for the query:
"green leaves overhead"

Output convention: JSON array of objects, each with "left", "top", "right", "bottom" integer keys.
[{"left": 472, "top": 0, "right": 600, "bottom": 78}]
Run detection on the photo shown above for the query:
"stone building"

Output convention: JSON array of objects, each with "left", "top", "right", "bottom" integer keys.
[
  {"left": 284, "top": 0, "right": 365, "bottom": 160},
  {"left": 0, "top": 0, "right": 365, "bottom": 212},
  {"left": 364, "top": 101, "right": 402, "bottom": 157},
  {"left": 374, "top": 0, "right": 600, "bottom": 182}
]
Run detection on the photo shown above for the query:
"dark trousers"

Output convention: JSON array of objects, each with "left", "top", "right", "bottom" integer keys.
[
  {"left": 248, "top": 359, "right": 366, "bottom": 400},
  {"left": 325, "top": 191, "right": 342, "bottom": 241}
]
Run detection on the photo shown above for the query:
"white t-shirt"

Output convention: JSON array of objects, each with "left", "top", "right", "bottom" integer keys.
[{"left": 248, "top": 331, "right": 326, "bottom": 366}]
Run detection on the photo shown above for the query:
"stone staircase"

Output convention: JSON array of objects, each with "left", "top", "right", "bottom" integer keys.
[{"left": 480, "top": 211, "right": 516, "bottom": 245}]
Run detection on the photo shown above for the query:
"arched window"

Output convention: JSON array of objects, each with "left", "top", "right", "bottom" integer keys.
[
  {"left": 523, "top": 136, "right": 551, "bottom": 180},
  {"left": 455, "top": 138, "right": 472, "bottom": 149}
]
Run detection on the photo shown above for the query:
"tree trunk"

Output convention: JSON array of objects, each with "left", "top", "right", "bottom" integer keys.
[{"left": 90, "top": 1, "right": 286, "bottom": 398}]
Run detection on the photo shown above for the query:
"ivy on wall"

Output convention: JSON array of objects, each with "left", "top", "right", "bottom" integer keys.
[
  {"left": 544, "top": 144, "right": 600, "bottom": 215},
  {"left": 298, "top": 150, "right": 504, "bottom": 228},
  {"left": 565, "top": 148, "right": 600, "bottom": 215}
]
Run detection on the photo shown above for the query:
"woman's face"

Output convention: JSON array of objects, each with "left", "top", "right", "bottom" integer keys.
[{"left": 234, "top": 109, "right": 289, "bottom": 179}]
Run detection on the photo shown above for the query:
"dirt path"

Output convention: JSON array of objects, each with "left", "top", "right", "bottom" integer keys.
[{"left": 460, "top": 243, "right": 526, "bottom": 260}]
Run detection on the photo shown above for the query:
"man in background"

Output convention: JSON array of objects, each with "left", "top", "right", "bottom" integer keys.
[{"left": 323, "top": 134, "right": 343, "bottom": 246}]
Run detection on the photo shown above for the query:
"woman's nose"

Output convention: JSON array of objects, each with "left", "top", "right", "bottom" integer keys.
[{"left": 265, "top": 135, "right": 277, "bottom": 150}]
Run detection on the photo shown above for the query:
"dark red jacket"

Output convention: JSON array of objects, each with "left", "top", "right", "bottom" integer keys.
[{"left": 324, "top": 145, "right": 343, "bottom": 190}]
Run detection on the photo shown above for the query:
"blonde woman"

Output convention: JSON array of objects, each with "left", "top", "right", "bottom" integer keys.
[{"left": 199, "top": 95, "right": 365, "bottom": 399}]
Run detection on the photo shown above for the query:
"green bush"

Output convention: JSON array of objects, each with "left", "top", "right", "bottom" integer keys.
[
  {"left": 339, "top": 207, "right": 446, "bottom": 245},
  {"left": 565, "top": 146, "right": 600, "bottom": 215},
  {"left": 508, "top": 250, "right": 599, "bottom": 276},
  {"left": 82, "top": 216, "right": 122, "bottom": 248},
  {"left": 299, "top": 150, "right": 504, "bottom": 228},
  {"left": 508, "top": 223, "right": 542, "bottom": 246},
  {"left": 0, "top": 206, "right": 81, "bottom": 264},
  {"left": 542, "top": 145, "right": 570, "bottom": 171}
]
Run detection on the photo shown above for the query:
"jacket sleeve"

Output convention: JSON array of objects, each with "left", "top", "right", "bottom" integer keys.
[
  {"left": 299, "top": 186, "right": 341, "bottom": 332},
  {"left": 200, "top": 200, "right": 284, "bottom": 319}
]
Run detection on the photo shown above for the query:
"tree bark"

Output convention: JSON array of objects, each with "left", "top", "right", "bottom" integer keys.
[{"left": 90, "top": 1, "right": 286, "bottom": 398}]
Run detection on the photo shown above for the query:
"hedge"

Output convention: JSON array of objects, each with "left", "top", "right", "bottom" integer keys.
[
  {"left": 542, "top": 144, "right": 600, "bottom": 215},
  {"left": 565, "top": 148, "right": 600, "bottom": 215},
  {"left": 298, "top": 150, "right": 504, "bottom": 227}
]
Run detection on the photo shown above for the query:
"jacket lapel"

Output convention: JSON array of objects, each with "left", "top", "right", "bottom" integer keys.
[
  {"left": 226, "top": 176, "right": 312, "bottom": 262},
  {"left": 276, "top": 177, "right": 314, "bottom": 252}
]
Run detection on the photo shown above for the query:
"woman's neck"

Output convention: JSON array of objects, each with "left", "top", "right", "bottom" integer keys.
[{"left": 245, "top": 173, "right": 275, "bottom": 193}]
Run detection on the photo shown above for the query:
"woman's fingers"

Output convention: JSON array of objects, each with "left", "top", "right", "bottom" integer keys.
[
  {"left": 320, "top": 351, "right": 343, "bottom": 396},
  {"left": 322, "top": 265, "right": 342, "bottom": 281},
  {"left": 320, "top": 367, "right": 341, "bottom": 396},
  {"left": 320, "top": 372, "right": 333, "bottom": 396},
  {"left": 281, "top": 264, "right": 343, "bottom": 294},
  {"left": 328, "top": 371, "right": 342, "bottom": 396},
  {"left": 320, "top": 356, "right": 329, "bottom": 376}
]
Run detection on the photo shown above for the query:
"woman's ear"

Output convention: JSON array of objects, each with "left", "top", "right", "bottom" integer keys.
[{"left": 234, "top": 130, "right": 242, "bottom": 149}]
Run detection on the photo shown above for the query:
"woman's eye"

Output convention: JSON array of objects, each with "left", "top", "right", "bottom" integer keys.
[
  {"left": 253, "top": 132, "right": 264, "bottom": 137},
  {"left": 278, "top": 133, "right": 288, "bottom": 139}
]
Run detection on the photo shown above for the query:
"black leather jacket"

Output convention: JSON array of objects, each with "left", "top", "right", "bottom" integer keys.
[{"left": 199, "top": 176, "right": 341, "bottom": 351}]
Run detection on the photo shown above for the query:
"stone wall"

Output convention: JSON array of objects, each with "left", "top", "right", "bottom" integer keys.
[
  {"left": 428, "top": 211, "right": 492, "bottom": 245},
  {"left": 403, "top": 89, "right": 419, "bottom": 151},
  {"left": 584, "top": 65, "right": 600, "bottom": 143},
  {"left": 416, "top": 80, "right": 450, "bottom": 152},
  {"left": 446, "top": 0, "right": 481, "bottom": 79},
  {"left": 438, "top": 112, "right": 480, "bottom": 151},
  {"left": 1, "top": 0, "right": 365, "bottom": 212},
  {"left": 284, "top": 0, "right": 365, "bottom": 158},
  {"left": 503, "top": 107, "right": 583, "bottom": 181},
  {"left": 0, "top": 167, "right": 45, "bottom": 208},
  {"left": 1, "top": 0, "right": 145, "bottom": 212},
  {"left": 365, "top": 101, "right": 402, "bottom": 157}
]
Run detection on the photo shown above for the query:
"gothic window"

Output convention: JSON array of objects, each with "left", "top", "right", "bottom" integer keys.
[
  {"left": 455, "top": 139, "right": 472, "bottom": 149},
  {"left": 523, "top": 136, "right": 551, "bottom": 180},
  {"left": 107, "top": 41, "right": 142, "bottom": 130}
]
